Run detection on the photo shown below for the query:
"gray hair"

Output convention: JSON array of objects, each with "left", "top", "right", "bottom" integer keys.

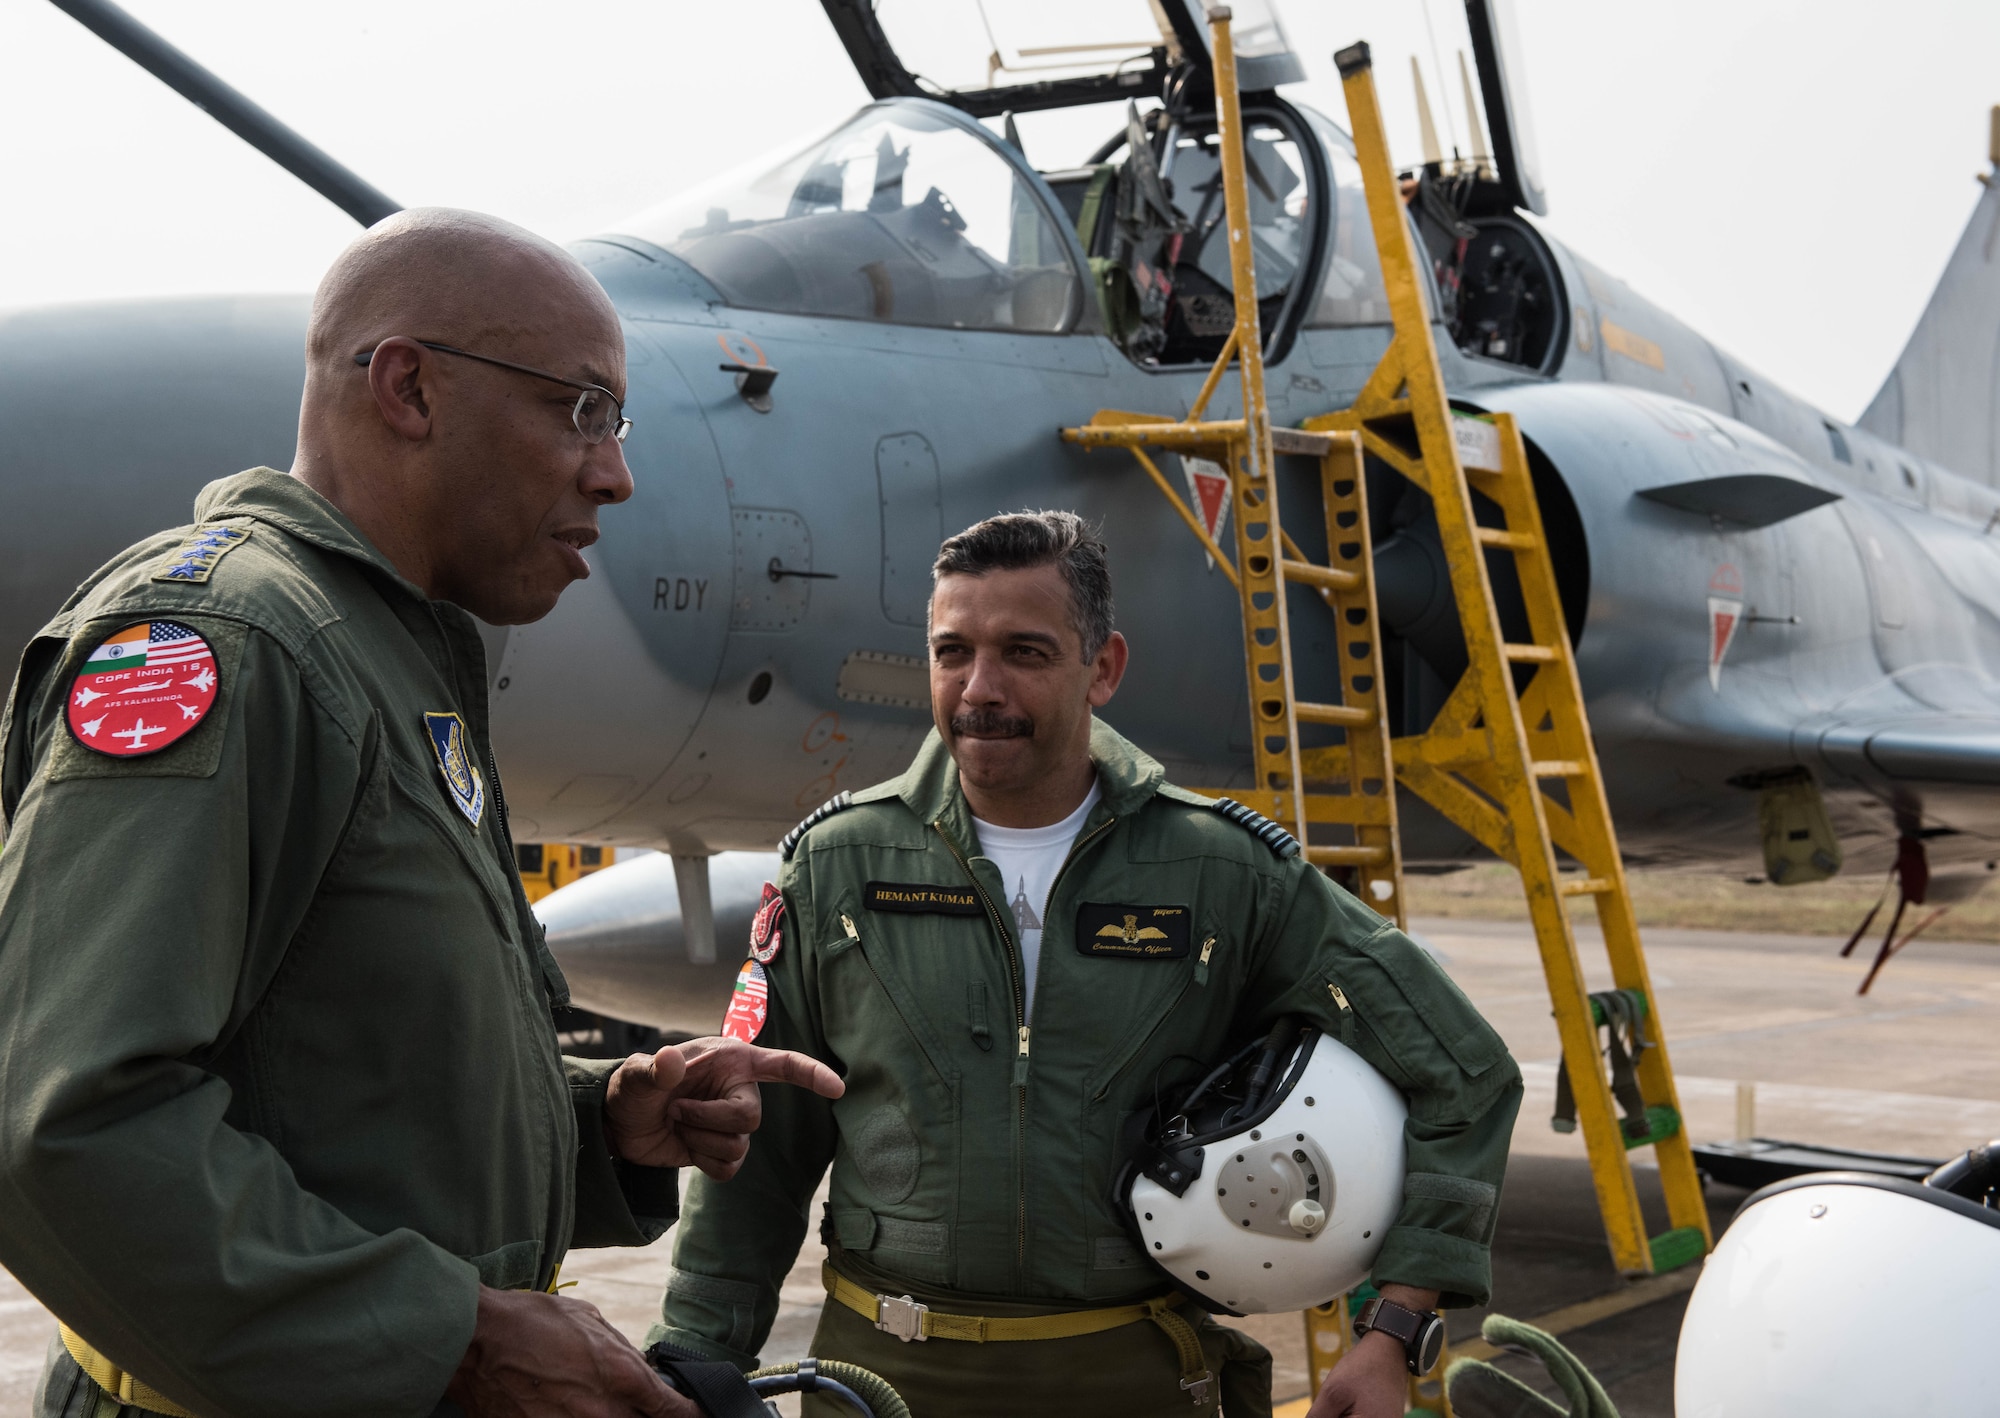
[{"left": 932, "top": 510, "right": 1115, "bottom": 658}]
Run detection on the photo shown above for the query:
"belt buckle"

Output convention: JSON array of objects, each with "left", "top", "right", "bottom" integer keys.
[
  {"left": 875, "top": 1293, "right": 928, "bottom": 1342},
  {"left": 1180, "top": 1370, "right": 1213, "bottom": 1405}
]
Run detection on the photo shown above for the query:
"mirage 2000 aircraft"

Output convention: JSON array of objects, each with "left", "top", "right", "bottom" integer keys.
[{"left": 9, "top": 0, "right": 2000, "bottom": 1029}]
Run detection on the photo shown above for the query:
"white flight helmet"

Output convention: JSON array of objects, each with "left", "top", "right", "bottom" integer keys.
[
  {"left": 1676, "top": 1147, "right": 2000, "bottom": 1416},
  {"left": 1119, "top": 1020, "right": 1407, "bottom": 1314}
]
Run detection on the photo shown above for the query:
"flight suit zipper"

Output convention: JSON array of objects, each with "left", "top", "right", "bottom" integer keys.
[{"left": 932, "top": 823, "right": 1029, "bottom": 1275}]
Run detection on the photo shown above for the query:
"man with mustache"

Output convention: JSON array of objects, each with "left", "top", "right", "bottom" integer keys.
[
  {"left": 652, "top": 511, "right": 1521, "bottom": 1418},
  {"left": 0, "top": 208, "right": 842, "bottom": 1418}
]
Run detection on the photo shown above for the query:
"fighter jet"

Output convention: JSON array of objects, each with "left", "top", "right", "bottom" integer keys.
[{"left": 9, "top": 0, "right": 2000, "bottom": 1023}]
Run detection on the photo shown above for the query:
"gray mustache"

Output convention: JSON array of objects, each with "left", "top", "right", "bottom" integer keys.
[{"left": 951, "top": 709, "right": 1034, "bottom": 738}]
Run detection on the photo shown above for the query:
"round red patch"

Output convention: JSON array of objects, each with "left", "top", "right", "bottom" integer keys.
[
  {"left": 722, "top": 960, "right": 770, "bottom": 1043},
  {"left": 66, "top": 620, "right": 219, "bottom": 757},
  {"left": 750, "top": 881, "right": 785, "bottom": 964}
]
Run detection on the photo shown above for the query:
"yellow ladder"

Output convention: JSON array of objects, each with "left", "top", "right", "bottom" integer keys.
[{"left": 1309, "top": 39, "right": 1712, "bottom": 1284}]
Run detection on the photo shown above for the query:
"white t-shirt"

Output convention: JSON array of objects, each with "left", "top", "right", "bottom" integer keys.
[{"left": 972, "top": 781, "right": 1103, "bottom": 1021}]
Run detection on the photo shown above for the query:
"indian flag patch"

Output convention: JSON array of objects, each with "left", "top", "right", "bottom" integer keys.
[
  {"left": 66, "top": 620, "right": 219, "bottom": 757},
  {"left": 722, "top": 960, "right": 769, "bottom": 1042}
]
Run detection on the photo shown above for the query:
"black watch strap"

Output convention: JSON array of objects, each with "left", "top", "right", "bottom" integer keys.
[{"left": 1352, "top": 1297, "right": 1446, "bottom": 1374}]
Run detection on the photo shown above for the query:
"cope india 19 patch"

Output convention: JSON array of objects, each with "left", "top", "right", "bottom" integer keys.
[
  {"left": 864, "top": 882, "right": 984, "bottom": 916},
  {"left": 1075, "top": 902, "right": 1193, "bottom": 959},
  {"left": 66, "top": 619, "right": 220, "bottom": 757},
  {"left": 722, "top": 960, "right": 770, "bottom": 1042},
  {"left": 422, "top": 711, "right": 485, "bottom": 827}
]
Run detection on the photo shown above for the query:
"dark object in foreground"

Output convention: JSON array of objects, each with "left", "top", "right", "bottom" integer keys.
[
  {"left": 1691, "top": 1136, "right": 1941, "bottom": 1191},
  {"left": 646, "top": 1343, "right": 909, "bottom": 1418},
  {"left": 1445, "top": 1314, "right": 1620, "bottom": 1418}
]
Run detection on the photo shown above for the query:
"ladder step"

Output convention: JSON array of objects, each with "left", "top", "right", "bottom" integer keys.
[
  {"left": 1622, "top": 1105, "right": 1682, "bottom": 1151},
  {"left": 1305, "top": 845, "right": 1390, "bottom": 867},
  {"left": 1296, "top": 701, "right": 1373, "bottom": 727},
  {"left": 1531, "top": 759, "right": 1587, "bottom": 779},
  {"left": 1558, "top": 876, "right": 1615, "bottom": 897},
  {"left": 1280, "top": 559, "right": 1361, "bottom": 592},
  {"left": 1648, "top": 1227, "right": 1707, "bottom": 1274},
  {"left": 1503, "top": 643, "right": 1557, "bottom": 663},
  {"left": 1474, "top": 527, "right": 1539, "bottom": 550}
]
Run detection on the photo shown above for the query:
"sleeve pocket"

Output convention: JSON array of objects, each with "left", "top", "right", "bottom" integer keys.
[{"left": 1349, "top": 924, "right": 1508, "bottom": 1079}]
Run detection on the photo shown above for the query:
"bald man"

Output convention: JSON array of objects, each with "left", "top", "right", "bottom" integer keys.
[{"left": 0, "top": 209, "right": 841, "bottom": 1418}]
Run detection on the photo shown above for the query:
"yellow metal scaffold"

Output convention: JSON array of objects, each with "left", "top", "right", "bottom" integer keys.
[{"left": 1062, "top": 15, "right": 1712, "bottom": 1414}]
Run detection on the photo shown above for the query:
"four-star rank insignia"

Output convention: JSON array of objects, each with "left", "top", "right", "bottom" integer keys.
[
  {"left": 152, "top": 524, "right": 251, "bottom": 584},
  {"left": 422, "top": 712, "right": 485, "bottom": 827},
  {"left": 750, "top": 881, "right": 786, "bottom": 964},
  {"left": 66, "top": 619, "right": 220, "bottom": 757},
  {"left": 1076, "top": 902, "right": 1192, "bottom": 959}
]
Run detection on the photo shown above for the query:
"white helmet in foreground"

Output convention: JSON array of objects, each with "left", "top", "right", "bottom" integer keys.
[
  {"left": 1676, "top": 1145, "right": 2000, "bottom": 1415},
  {"left": 1118, "top": 1020, "right": 1407, "bottom": 1314}
]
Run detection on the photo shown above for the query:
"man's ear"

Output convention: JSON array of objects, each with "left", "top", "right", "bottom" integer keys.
[
  {"left": 1087, "top": 631, "right": 1129, "bottom": 708},
  {"left": 363, "top": 338, "right": 434, "bottom": 443}
]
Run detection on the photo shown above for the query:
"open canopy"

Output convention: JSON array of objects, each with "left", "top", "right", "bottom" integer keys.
[{"left": 818, "top": 0, "right": 1304, "bottom": 117}]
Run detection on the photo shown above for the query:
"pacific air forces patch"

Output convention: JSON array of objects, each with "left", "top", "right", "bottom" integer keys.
[
  {"left": 722, "top": 959, "right": 770, "bottom": 1042},
  {"left": 152, "top": 524, "right": 251, "bottom": 584},
  {"left": 423, "top": 712, "right": 485, "bottom": 827},
  {"left": 1076, "top": 902, "right": 1193, "bottom": 959},
  {"left": 66, "top": 619, "right": 219, "bottom": 757},
  {"left": 750, "top": 882, "right": 786, "bottom": 964}
]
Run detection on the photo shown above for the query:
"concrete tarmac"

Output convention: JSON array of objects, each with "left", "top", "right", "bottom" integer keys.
[{"left": 5, "top": 916, "right": 1998, "bottom": 1414}]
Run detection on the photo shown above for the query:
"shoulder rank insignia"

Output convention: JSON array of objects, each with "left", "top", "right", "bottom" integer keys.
[
  {"left": 779, "top": 790, "right": 854, "bottom": 859},
  {"left": 1209, "top": 797, "right": 1302, "bottom": 859},
  {"left": 152, "top": 524, "right": 251, "bottom": 584},
  {"left": 66, "top": 619, "right": 219, "bottom": 757},
  {"left": 423, "top": 711, "right": 485, "bottom": 827}
]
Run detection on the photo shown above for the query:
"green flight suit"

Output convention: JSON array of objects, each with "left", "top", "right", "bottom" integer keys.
[
  {"left": 0, "top": 469, "right": 677, "bottom": 1418},
  {"left": 654, "top": 720, "right": 1522, "bottom": 1417}
]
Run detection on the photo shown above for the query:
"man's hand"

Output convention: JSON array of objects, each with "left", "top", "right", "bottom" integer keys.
[
  {"left": 1305, "top": 1285, "right": 1442, "bottom": 1418},
  {"left": 445, "top": 1287, "right": 694, "bottom": 1417},
  {"left": 603, "top": 1035, "right": 844, "bottom": 1177}
]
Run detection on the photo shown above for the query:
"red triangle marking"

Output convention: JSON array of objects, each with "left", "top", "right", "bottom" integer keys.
[{"left": 1192, "top": 473, "right": 1229, "bottom": 538}]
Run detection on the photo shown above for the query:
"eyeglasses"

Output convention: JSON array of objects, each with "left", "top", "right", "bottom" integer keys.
[{"left": 354, "top": 340, "right": 633, "bottom": 444}]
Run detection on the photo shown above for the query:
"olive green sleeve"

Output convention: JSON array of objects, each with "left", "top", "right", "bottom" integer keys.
[
  {"left": 0, "top": 622, "right": 477, "bottom": 1418},
  {"left": 650, "top": 852, "right": 839, "bottom": 1369},
  {"left": 565, "top": 1056, "right": 682, "bottom": 1249},
  {"left": 1240, "top": 864, "right": 1522, "bottom": 1308}
]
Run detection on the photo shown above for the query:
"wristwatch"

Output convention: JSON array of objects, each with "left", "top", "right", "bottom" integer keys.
[{"left": 1351, "top": 1297, "right": 1447, "bottom": 1374}]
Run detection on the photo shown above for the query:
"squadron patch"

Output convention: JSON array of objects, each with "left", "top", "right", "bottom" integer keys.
[
  {"left": 422, "top": 712, "right": 485, "bottom": 827},
  {"left": 1076, "top": 903, "right": 1193, "bottom": 960},
  {"left": 722, "top": 959, "right": 770, "bottom": 1042},
  {"left": 152, "top": 524, "right": 251, "bottom": 584},
  {"left": 750, "top": 882, "right": 786, "bottom": 964},
  {"left": 66, "top": 620, "right": 219, "bottom": 757},
  {"left": 864, "top": 882, "right": 984, "bottom": 916}
]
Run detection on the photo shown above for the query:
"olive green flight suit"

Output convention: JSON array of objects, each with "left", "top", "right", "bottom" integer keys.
[
  {"left": 654, "top": 721, "right": 1522, "bottom": 1417},
  {"left": 0, "top": 469, "right": 677, "bottom": 1418}
]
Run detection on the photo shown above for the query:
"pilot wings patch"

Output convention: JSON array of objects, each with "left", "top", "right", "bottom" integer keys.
[{"left": 1075, "top": 902, "right": 1192, "bottom": 960}]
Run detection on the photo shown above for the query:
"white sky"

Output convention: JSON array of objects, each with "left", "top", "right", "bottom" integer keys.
[{"left": 2, "top": 0, "right": 1996, "bottom": 421}]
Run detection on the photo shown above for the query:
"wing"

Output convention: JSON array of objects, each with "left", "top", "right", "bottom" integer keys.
[
  {"left": 1095, "top": 924, "right": 1129, "bottom": 938},
  {"left": 1816, "top": 715, "right": 2000, "bottom": 787},
  {"left": 1135, "top": 927, "right": 1169, "bottom": 940}
]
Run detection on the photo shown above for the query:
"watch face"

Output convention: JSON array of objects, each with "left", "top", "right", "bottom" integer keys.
[{"left": 1414, "top": 1315, "right": 1447, "bottom": 1374}]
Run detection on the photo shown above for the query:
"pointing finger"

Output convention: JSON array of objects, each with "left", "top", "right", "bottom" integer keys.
[{"left": 740, "top": 1047, "right": 845, "bottom": 1097}]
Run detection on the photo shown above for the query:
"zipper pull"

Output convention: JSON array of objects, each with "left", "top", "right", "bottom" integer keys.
[
  {"left": 1013, "top": 1026, "right": 1031, "bottom": 1086},
  {"left": 841, "top": 914, "right": 859, "bottom": 942},
  {"left": 1195, "top": 935, "right": 1217, "bottom": 986},
  {"left": 1328, "top": 983, "right": 1356, "bottom": 1047}
]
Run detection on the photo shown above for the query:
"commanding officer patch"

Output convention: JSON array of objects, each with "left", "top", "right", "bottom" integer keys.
[
  {"left": 66, "top": 620, "right": 219, "bottom": 757},
  {"left": 1076, "top": 902, "right": 1193, "bottom": 959},
  {"left": 779, "top": 791, "right": 854, "bottom": 859},
  {"left": 722, "top": 959, "right": 770, "bottom": 1042},
  {"left": 422, "top": 712, "right": 485, "bottom": 827},
  {"left": 865, "top": 882, "right": 984, "bottom": 916},
  {"left": 750, "top": 882, "right": 786, "bottom": 964},
  {"left": 152, "top": 524, "right": 251, "bottom": 583}
]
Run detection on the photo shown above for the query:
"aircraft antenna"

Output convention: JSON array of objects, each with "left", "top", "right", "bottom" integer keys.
[
  {"left": 1410, "top": 57, "right": 1444, "bottom": 168},
  {"left": 1416, "top": 0, "right": 1461, "bottom": 161},
  {"left": 1459, "top": 49, "right": 1493, "bottom": 179}
]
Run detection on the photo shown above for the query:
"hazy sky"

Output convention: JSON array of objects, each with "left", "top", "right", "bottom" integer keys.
[{"left": 3, "top": 0, "right": 1995, "bottom": 421}]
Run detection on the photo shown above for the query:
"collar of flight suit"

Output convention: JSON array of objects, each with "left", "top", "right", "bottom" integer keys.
[
  {"left": 192, "top": 466, "right": 433, "bottom": 604},
  {"left": 888, "top": 716, "right": 1167, "bottom": 853}
]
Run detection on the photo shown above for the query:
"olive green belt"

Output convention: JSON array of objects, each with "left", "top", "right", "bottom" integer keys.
[{"left": 822, "top": 1261, "right": 1215, "bottom": 1404}]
